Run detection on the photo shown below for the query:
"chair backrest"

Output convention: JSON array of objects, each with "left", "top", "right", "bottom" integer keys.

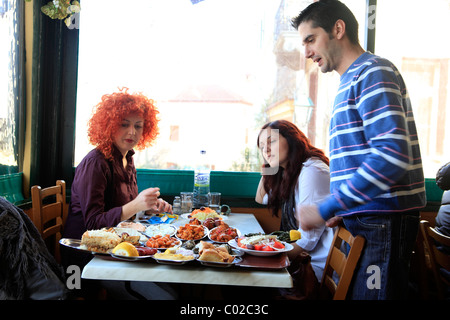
[
  {"left": 420, "top": 220, "right": 450, "bottom": 299},
  {"left": 31, "top": 180, "right": 67, "bottom": 263},
  {"left": 320, "top": 224, "right": 366, "bottom": 300}
]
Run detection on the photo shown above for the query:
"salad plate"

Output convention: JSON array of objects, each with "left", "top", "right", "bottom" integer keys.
[{"left": 228, "top": 238, "right": 293, "bottom": 257}]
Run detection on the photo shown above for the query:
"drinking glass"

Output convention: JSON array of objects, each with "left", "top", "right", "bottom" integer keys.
[
  {"left": 209, "top": 192, "right": 221, "bottom": 212},
  {"left": 180, "top": 192, "right": 193, "bottom": 213}
]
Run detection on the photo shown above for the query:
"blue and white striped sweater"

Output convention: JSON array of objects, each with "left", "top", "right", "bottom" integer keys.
[{"left": 318, "top": 52, "right": 426, "bottom": 220}]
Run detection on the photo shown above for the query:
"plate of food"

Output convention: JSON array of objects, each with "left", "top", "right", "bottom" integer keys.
[
  {"left": 145, "top": 234, "right": 181, "bottom": 249},
  {"left": 228, "top": 235, "right": 293, "bottom": 257},
  {"left": 143, "top": 224, "right": 177, "bottom": 238},
  {"left": 152, "top": 247, "right": 196, "bottom": 265},
  {"left": 113, "top": 227, "right": 147, "bottom": 243},
  {"left": 175, "top": 223, "right": 208, "bottom": 241},
  {"left": 110, "top": 242, "right": 158, "bottom": 261},
  {"left": 116, "top": 221, "right": 147, "bottom": 232},
  {"left": 59, "top": 238, "right": 110, "bottom": 256},
  {"left": 196, "top": 241, "right": 243, "bottom": 267},
  {"left": 60, "top": 228, "right": 126, "bottom": 255},
  {"left": 181, "top": 207, "right": 227, "bottom": 222},
  {"left": 208, "top": 224, "right": 241, "bottom": 243}
]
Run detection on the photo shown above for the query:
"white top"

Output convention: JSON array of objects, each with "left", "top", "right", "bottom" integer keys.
[{"left": 263, "top": 158, "right": 334, "bottom": 281}]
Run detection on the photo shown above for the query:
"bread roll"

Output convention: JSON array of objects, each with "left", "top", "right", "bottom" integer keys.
[
  {"left": 198, "top": 246, "right": 235, "bottom": 263},
  {"left": 198, "top": 249, "right": 225, "bottom": 262},
  {"left": 198, "top": 241, "right": 216, "bottom": 254}
]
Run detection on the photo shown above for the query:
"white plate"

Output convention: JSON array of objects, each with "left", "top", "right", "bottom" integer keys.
[
  {"left": 152, "top": 256, "right": 196, "bottom": 265},
  {"left": 144, "top": 237, "right": 181, "bottom": 250},
  {"left": 144, "top": 224, "right": 177, "bottom": 238},
  {"left": 175, "top": 224, "right": 208, "bottom": 241},
  {"left": 110, "top": 253, "right": 154, "bottom": 261},
  {"left": 207, "top": 226, "right": 241, "bottom": 243},
  {"left": 228, "top": 239, "right": 293, "bottom": 257},
  {"left": 152, "top": 249, "right": 197, "bottom": 265},
  {"left": 181, "top": 213, "right": 228, "bottom": 221},
  {"left": 116, "top": 221, "right": 147, "bottom": 232}
]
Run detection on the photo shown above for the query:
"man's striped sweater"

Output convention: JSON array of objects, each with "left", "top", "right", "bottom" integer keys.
[{"left": 318, "top": 52, "right": 426, "bottom": 221}]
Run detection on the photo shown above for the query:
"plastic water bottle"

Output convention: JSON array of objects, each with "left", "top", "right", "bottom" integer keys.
[{"left": 193, "top": 150, "right": 210, "bottom": 208}]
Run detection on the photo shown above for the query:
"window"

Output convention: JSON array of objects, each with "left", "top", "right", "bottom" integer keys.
[
  {"left": 376, "top": 0, "right": 450, "bottom": 177},
  {"left": 170, "top": 125, "right": 179, "bottom": 142},
  {"left": 76, "top": 0, "right": 290, "bottom": 171},
  {"left": 0, "top": 0, "right": 22, "bottom": 173},
  {"left": 75, "top": 0, "right": 448, "bottom": 178}
]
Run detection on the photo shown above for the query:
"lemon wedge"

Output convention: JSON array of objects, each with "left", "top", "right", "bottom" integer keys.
[
  {"left": 112, "top": 242, "right": 139, "bottom": 257},
  {"left": 290, "top": 230, "right": 301, "bottom": 241}
]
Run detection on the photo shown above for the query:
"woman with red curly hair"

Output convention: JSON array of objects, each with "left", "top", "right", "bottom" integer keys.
[
  {"left": 64, "top": 88, "right": 171, "bottom": 242},
  {"left": 62, "top": 88, "right": 177, "bottom": 300}
]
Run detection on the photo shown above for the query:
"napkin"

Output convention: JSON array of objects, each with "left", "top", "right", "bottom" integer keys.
[{"left": 146, "top": 213, "right": 178, "bottom": 224}]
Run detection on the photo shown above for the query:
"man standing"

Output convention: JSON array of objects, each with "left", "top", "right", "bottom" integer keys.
[{"left": 291, "top": 0, "right": 426, "bottom": 299}]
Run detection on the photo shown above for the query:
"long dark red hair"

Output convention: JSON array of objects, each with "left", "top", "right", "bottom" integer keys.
[{"left": 257, "top": 120, "right": 329, "bottom": 217}]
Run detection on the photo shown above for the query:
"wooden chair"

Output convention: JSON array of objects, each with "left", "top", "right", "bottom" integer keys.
[
  {"left": 420, "top": 220, "right": 450, "bottom": 299},
  {"left": 31, "top": 180, "right": 68, "bottom": 263},
  {"left": 320, "top": 224, "right": 366, "bottom": 300}
]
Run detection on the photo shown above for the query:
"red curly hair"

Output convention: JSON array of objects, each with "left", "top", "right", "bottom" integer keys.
[{"left": 87, "top": 88, "right": 159, "bottom": 160}]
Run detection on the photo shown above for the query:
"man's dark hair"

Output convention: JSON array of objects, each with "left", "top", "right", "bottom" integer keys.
[{"left": 291, "top": 0, "right": 360, "bottom": 45}]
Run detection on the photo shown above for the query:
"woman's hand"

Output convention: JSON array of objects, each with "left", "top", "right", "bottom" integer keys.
[
  {"left": 135, "top": 187, "right": 161, "bottom": 211},
  {"left": 153, "top": 198, "right": 172, "bottom": 214},
  {"left": 121, "top": 187, "right": 161, "bottom": 220}
]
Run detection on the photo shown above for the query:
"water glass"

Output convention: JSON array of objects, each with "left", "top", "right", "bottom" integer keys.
[
  {"left": 180, "top": 192, "right": 193, "bottom": 213},
  {"left": 209, "top": 192, "right": 221, "bottom": 212}
]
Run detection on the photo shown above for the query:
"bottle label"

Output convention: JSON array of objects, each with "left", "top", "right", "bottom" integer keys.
[{"left": 194, "top": 173, "right": 210, "bottom": 186}]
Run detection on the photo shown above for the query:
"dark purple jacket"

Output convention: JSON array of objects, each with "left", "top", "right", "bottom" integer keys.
[{"left": 64, "top": 146, "right": 138, "bottom": 239}]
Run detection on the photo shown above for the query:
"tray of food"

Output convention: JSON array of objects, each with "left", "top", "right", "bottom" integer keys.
[
  {"left": 208, "top": 223, "right": 240, "bottom": 243},
  {"left": 110, "top": 242, "right": 157, "bottom": 261},
  {"left": 152, "top": 247, "right": 196, "bottom": 265},
  {"left": 145, "top": 234, "right": 181, "bottom": 249},
  {"left": 175, "top": 223, "right": 208, "bottom": 241},
  {"left": 60, "top": 228, "right": 157, "bottom": 260},
  {"left": 195, "top": 241, "right": 242, "bottom": 268},
  {"left": 228, "top": 234, "right": 293, "bottom": 257},
  {"left": 181, "top": 207, "right": 227, "bottom": 222},
  {"left": 143, "top": 224, "right": 177, "bottom": 238}
]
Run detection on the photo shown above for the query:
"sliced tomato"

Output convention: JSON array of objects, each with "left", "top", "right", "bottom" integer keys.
[
  {"left": 262, "top": 245, "right": 274, "bottom": 251},
  {"left": 272, "top": 241, "right": 285, "bottom": 249},
  {"left": 253, "top": 244, "right": 265, "bottom": 251}
]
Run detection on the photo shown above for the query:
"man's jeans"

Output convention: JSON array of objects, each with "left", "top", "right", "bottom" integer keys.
[{"left": 343, "top": 212, "right": 419, "bottom": 300}]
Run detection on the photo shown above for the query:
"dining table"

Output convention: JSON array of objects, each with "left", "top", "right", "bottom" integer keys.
[{"left": 80, "top": 212, "right": 293, "bottom": 292}]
